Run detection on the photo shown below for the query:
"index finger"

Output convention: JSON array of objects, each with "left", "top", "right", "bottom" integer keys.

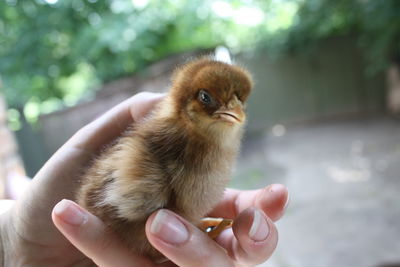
[{"left": 208, "top": 184, "right": 289, "bottom": 222}]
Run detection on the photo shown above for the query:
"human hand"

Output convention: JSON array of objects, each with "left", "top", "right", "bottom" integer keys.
[
  {"left": 0, "top": 92, "right": 288, "bottom": 266},
  {"left": 51, "top": 183, "right": 287, "bottom": 267}
]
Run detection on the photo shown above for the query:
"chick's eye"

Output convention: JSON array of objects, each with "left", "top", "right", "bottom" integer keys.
[{"left": 199, "top": 90, "right": 213, "bottom": 104}]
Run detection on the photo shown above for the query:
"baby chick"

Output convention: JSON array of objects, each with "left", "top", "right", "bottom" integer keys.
[{"left": 77, "top": 57, "right": 252, "bottom": 260}]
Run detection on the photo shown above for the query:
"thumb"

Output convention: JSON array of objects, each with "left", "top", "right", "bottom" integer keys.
[{"left": 52, "top": 199, "right": 153, "bottom": 267}]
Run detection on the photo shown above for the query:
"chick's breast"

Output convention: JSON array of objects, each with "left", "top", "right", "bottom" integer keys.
[{"left": 77, "top": 116, "right": 239, "bottom": 260}]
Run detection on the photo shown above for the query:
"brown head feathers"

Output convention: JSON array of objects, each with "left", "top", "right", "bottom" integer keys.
[{"left": 169, "top": 57, "right": 253, "bottom": 119}]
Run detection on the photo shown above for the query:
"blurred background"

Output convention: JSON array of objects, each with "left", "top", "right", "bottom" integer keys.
[{"left": 1, "top": 0, "right": 400, "bottom": 266}]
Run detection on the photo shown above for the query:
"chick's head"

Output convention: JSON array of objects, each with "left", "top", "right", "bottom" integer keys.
[{"left": 170, "top": 58, "right": 252, "bottom": 135}]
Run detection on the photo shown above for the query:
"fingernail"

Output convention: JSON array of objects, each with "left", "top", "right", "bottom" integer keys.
[
  {"left": 53, "top": 199, "right": 88, "bottom": 226},
  {"left": 150, "top": 209, "right": 189, "bottom": 244},
  {"left": 249, "top": 209, "right": 270, "bottom": 241},
  {"left": 270, "top": 184, "right": 290, "bottom": 211}
]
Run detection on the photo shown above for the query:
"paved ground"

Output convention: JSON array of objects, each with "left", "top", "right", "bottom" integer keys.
[{"left": 231, "top": 116, "right": 400, "bottom": 267}]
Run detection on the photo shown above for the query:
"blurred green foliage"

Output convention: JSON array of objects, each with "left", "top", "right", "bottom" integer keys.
[
  {"left": 0, "top": 0, "right": 272, "bottom": 111},
  {"left": 267, "top": 0, "right": 400, "bottom": 74},
  {"left": 1, "top": 0, "right": 400, "bottom": 117}
]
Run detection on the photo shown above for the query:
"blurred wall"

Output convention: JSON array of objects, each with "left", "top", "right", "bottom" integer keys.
[
  {"left": 240, "top": 36, "right": 385, "bottom": 132},
  {"left": 16, "top": 38, "right": 386, "bottom": 176}
]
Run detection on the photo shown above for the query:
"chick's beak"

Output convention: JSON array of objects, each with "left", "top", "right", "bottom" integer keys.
[{"left": 214, "top": 104, "right": 245, "bottom": 124}]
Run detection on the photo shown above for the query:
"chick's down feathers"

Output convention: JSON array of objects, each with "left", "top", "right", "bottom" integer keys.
[{"left": 77, "top": 58, "right": 253, "bottom": 260}]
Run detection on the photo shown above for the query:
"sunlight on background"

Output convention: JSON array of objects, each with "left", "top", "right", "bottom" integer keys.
[
  {"left": 211, "top": 0, "right": 299, "bottom": 30},
  {"left": 271, "top": 124, "right": 286, "bottom": 137},
  {"left": 211, "top": 1, "right": 265, "bottom": 26},
  {"left": 131, "top": 0, "right": 149, "bottom": 9},
  {"left": 44, "top": 0, "right": 58, "bottom": 4}
]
